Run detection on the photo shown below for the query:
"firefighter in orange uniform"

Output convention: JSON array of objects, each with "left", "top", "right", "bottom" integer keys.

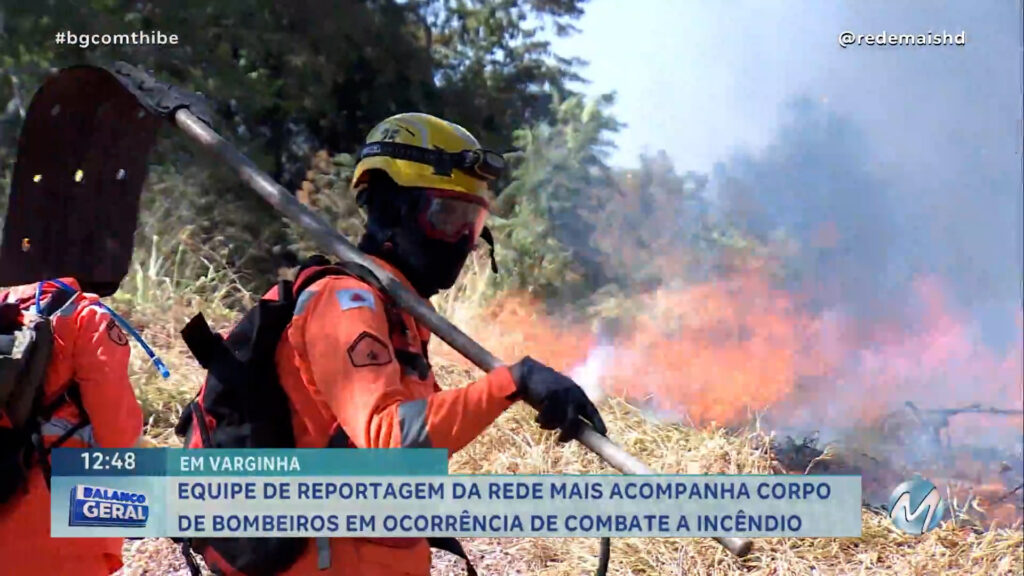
[
  {"left": 274, "top": 113, "right": 606, "bottom": 575},
  {"left": 0, "top": 64, "right": 160, "bottom": 576},
  {"left": 0, "top": 278, "right": 145, "bottom": 575}
]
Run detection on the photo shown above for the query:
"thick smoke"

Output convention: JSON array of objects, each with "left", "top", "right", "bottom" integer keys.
[
  {"left": 597, "top": 2, "right": 1021, "bottom": 452},
  {"left": 705, "top": 91, "right": 1022, "bottom": 448},
  {"left": 542, "top": 0, "right": 1023, "bottom": 514},
  {"left": 833, "top": 2, "right": 1021, "bottom": 348},
  {"left": 708, "top": 1, "right": 1022, "bottom": 351},
  {"left": 709, "top": 98, "right": 912, "bottom": 326}
]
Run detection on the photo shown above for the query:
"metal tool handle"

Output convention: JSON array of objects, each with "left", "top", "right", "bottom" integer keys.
[
  {"left": 111, "top": 61, "right": 752, "bottom": 558},
  {"left": 174, "top": 109, "right": 753, "bottom": 558}
]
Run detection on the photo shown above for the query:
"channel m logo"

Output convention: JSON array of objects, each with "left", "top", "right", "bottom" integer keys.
[{"left": 887, "top": 476, "right": 947, "bottom": 534}]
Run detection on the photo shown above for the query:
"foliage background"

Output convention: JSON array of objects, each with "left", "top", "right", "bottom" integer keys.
[{"left": 0, "top": 0, "right": 752, "bottom": 317}]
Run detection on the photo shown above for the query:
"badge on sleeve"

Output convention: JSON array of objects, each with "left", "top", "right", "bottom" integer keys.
[
  {"left": 105, "top": 317, "right": 129, "bottom": 346},
  {"left": 347, "top": 332, "right": 393, "bottom": 367},
  {"left": 295, "top": 289, "right": 317, "bottom": 316},
  {"left": 336, "top": 288, "right": 376, "bottom": 312}
]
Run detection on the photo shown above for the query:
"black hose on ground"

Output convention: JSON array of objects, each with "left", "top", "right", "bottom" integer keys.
[{"left": 595, "top": 537, "right": 611, "bottom": 576}]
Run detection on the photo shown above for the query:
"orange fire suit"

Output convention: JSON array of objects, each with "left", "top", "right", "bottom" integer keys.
[
  {"left": 0, "top": 278, "right": 144, "bottom": 575},
  {"left": 272, "top": 257, "right": 517, "bottom": 575}
]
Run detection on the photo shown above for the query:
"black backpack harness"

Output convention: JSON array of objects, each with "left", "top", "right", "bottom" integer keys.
[{"left": 175, "top": 257, "right": 476, "bottom": 576}]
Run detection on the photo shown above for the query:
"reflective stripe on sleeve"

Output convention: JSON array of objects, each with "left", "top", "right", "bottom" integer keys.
[
  {"left": 397, "top": 398, "right": 432, "bottom": 448},
  {"left": 40, "top": 418, "right": 96, "bottom": 446},
  {"left": 317, "top": 537, "right": 331, "bottom": 570}
]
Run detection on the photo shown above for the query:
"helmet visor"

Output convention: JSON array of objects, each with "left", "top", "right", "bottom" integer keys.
[{"left": 417, "top": 189, "right": 490, "bottom": 243}]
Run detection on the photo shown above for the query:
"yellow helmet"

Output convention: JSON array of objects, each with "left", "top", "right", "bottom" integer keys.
[{"left": 351, "top": 113, "right": 504, "bottom": 202}]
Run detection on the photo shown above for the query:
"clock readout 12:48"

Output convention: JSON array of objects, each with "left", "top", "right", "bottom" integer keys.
[{"left": 81, "top": 451, "right": 137, "bottom": 470}]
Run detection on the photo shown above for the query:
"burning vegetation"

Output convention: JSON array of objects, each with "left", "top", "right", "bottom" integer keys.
[
  {"left": 447, "top": 268, "right": 1023, "bottom": 533},
  {"left": 113, "top": 101, "right": 1021, "bottom": 573}
]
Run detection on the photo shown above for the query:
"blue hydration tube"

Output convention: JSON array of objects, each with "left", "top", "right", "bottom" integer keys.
[{"left": 34, "top": 279, "right": 171, "bottom": 379}]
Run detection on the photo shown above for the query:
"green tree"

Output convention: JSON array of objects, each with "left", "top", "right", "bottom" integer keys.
[
  {"left": 418, "top": 0, "right": 587, "bottom": 149},
  {"left": 490, "top": 92, "right": 621, "bottom": 301},
  {"left": 1, "top": 0, "right": 590, "bottom": 183},
  {"left": 1, "top": 0, "right": 592, "bottom": 288}
]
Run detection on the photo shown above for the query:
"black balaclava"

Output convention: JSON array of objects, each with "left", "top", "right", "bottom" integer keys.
[
  {"left": 78, "top": 280, "right": 121, "bottom": 298},
  {"left": 357, "top": 174, "right": 476, "bottom": 298}
]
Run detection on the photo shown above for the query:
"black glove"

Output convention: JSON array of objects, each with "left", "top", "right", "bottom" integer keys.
[{"left": 507, "top": 356, "right": 607, "bottom": 443}]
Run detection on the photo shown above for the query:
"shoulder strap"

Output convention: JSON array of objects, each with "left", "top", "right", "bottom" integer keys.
[
  {"left": 5, "top": 284, "right": 76, "bottom": 318},
  {"left": 293, "top": 265, "right": 349, "bottom": 300},
  {"left": 36, "top": 380, "right": 88, "bottom": 491},
  {"left": 292, "top": 258, "right": 384, "bottom": 298},
  {"left": 291, "top": 257, "right": 406, "bottom": 337}
]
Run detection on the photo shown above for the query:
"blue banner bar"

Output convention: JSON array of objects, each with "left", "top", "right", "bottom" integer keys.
[
  {"left": 52, "top": 448, "right": 449, "bottom": 477},
  {"left": 51, "top": 474, "right": 864, "bottom": 538}
]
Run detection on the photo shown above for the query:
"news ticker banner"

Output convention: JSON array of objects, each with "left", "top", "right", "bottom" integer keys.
[{"left": 51, "top": 449, "right": 862, "bottom": 539}]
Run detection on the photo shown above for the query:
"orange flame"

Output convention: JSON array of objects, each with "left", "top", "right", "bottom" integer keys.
[
  {"left": 825, "top": 278, "right": 1023, "bottom": 438},
  {"left": 601, "top": 277, "right": 817, "bottom": 425},
  {"left": 456, "top": 276, "right": 1021, "bottom": 432},
  {"left": 448, "top": 269, "right": 1022, "bottom": 526},
  {"left": 436, "top": 294, "right": 593, "bottom": 372}
]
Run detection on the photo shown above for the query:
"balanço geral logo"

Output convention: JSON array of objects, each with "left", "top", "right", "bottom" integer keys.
[
  {"left": 68, "top": 484, "right": 149, "bottom": 528},
  {"left": 887, "top": 475, "right": 947, "bottom": 534}
]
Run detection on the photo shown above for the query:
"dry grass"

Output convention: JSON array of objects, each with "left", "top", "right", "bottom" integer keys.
[
  {"left": 429, "top": 362, "right": 1024, "bottom": 576},
  {"left": 114, "top": 234, "right": 249, "bottom": 445},
  {"left": 116, "top": 255, "right": 1023, "bottom": 576}
]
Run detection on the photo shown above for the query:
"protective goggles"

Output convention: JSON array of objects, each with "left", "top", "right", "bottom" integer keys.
[
  {"left": 416, "top": 189, "right": 490, "bottom": 243},
  {"left": 359, "top": 141, "right": 505, "bottom": 181}
]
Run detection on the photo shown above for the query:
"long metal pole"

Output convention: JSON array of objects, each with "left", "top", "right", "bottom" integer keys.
[{"left": 172, "top": 107, "right": 753, "bottom": 559}]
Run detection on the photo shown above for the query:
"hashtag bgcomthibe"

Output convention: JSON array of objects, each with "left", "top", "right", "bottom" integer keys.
[{"left": 54, "top": 30, "right": 179, "bottom": 49}]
